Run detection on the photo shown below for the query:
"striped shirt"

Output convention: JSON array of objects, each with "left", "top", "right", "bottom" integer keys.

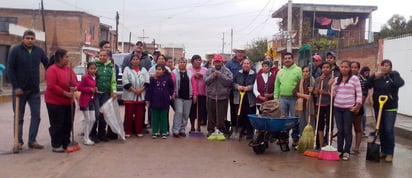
[{"left": 333, "top": 75, "right": 362, "bottom": 108}]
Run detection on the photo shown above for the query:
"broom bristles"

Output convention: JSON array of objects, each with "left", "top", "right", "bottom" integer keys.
[{"left": 298, "top": 125, "right": 314, "bottom": 153}]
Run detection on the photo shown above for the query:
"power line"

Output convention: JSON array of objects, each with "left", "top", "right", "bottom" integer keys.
[{"left": 238, "top": 0, "right": 272, "bottom": 32}]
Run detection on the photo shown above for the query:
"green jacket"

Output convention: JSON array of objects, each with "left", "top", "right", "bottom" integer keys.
[
  {"left": 274, "top": 64, "right": 302, "bottom": 99},
  {"left": 95, "top": 58, "right": 116, "bottom": 93}
]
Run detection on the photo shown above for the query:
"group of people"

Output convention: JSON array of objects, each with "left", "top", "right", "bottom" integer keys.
[{"left": 7, "top": 30, "right": 404, "bottom": 163}]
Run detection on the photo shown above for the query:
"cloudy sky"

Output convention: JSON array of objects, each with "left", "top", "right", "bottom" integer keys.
[{"left": 1, "top": 0, "right": 410, "bottom": 57}]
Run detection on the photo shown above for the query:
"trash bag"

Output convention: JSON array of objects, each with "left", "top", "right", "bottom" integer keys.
[
  {"left": 99, "top": 98, "right": 126, "bottom": 140},
  {"left": 259, "top": 100, "right": 282, "bottom": 118}
]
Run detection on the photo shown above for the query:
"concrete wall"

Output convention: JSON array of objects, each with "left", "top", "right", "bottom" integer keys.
[{"left": 383, "top": 36, "right": 412, "bottom": 116}]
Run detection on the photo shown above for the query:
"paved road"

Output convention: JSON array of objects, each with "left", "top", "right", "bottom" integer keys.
[{"left": 0, "top": 96, "right": 411, "bottom": 178}]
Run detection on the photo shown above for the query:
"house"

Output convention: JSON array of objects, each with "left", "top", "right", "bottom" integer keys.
[{"left": 271, "top": 3, "right": 377, "bottom": 65}]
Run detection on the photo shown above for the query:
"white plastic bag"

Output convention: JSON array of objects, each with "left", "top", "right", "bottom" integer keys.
[{"left": 99, "top": 98, "right": 126, "bottom": 140}]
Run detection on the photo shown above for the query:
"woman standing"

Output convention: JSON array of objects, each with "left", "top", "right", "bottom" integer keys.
[
  {"left": 253, "top": 61, "right": 275, "bottom": 112},
  {"left": 331, "top": 60, "right": 362, "bottom": 160},
  {"left": 350, "top": 61, "right": 366, "bottom": 154},
  {"left": 367, "top": 59, "right": 404, "bottom": 162},
  {"left": 122, "top": 55, "right": 150, "bottom": 138},
  {"left": 45, "top": 49, "right": 78, "bottom": 152},
  {"left": 293, "top": 65, "right": 315, "bottom": 136}
]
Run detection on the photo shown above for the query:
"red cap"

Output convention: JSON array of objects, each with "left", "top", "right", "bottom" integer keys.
[
  {"left": 213, "top": 54, "right": 223, "bottom": 62},
  {"left": 313, "top": 55, "right": 322, "bottom": 62}
]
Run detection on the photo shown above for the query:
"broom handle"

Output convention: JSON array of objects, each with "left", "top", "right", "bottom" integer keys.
[
  {"left": 14, "top": 96, "right": 20, "bottom": 148},
  {"left": 328, "top": 72, "right": 334, "bottom": 146},
  {"left": 314, "top": 80, "right": 323, "bottom": 148}
]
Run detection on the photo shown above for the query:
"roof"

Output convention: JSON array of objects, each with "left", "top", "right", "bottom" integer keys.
[
  {"left": 272, "top": 3, "right": 377, "bottom": 19},
  {"left": 0, "top": 7, "right": 99, "bottom": 19}
]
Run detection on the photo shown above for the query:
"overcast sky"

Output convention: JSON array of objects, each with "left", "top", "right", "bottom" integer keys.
[{"left": 1, "top": 0, "right": 410, "bottom": 58}]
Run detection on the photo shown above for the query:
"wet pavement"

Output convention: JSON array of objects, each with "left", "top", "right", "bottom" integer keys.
[{"left": 0, "top": 84, "right": 411, "bottom": 177}]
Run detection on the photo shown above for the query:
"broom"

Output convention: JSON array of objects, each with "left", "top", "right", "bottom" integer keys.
[
  {"left": 318, "top": 71, "right": 339, "bottom": 161},
  {"left": 67, "top": 74, "right": 81, "bottom": 153},
  {"left": 190, "top": 102, "right": 205, "bottom": 137},
  {"left": 298, "top": 77, "right": 315, "bottom": 153},
  {"left": 208, "top": 80, "right": 225, "bottom": 141},
  {"left": 304, "top": 80, "right": 323, "bottom": 157}
]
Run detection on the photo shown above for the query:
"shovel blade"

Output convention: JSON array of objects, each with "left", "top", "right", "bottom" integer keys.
[{"left": 366, "top": 142, "right": 380, "bottom": 162}]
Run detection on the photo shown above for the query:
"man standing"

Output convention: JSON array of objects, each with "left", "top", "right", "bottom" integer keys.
[
  {"left": 8, "top": 30, "right": 48, "bottom": 152},
  {"left": 226, "top": 49, "right": 247, "bottom": 130},
  {"left": 122, "top": 41, "right": 151, "bottom": 71},
  {"left": 205, "top": 54, "right": 233, "bottom": 137},
  {"left": 274, "top": 52, "right": 302, "bottom": 148}
]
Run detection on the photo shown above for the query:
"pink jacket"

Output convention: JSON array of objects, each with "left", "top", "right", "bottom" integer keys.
[{"left": 78, "top": 74, "right": 96, "bottom": 109}]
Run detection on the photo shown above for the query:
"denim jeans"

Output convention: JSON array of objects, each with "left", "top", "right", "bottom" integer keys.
[
  {"left": 172, "top": 98, "right": 192, "bottom": 133},
  {"left": 91, "top": 92, "right": 110, "bottom": 138},
  {"left": 279, "top": 96, "right": 298, "bottom": 141},
  {"left": 334, "top": 107, "right": 354, "bottom": 153},
  {"left": 379, "top": 111, "right": 397, "bottom": 155},
  {"left": 13, "top": 91, "right": 41, "bottom": 145}
]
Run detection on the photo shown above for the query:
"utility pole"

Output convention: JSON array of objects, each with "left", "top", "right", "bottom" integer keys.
[
  {"left": 287, "top": 0, "right": 292, "bottom": 53},
  {"left": 138, "top": 29, "right": 149, "bottom": 44},
  {"left": 128, "top": 32, "right": 131, "bottom": 52},
  {"left": 115, "top": 11, "right": 119, "bottom": 51},
  {"left": 230, "top": 28, "right": 233, "bottom": 58},
  {"left": 40, "top": 0, "right": 47, "bottom": 55},
  {"left": 222, "top": 32, "right": 225, "bottom": 55}
]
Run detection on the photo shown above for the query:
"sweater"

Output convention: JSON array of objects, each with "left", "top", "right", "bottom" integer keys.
[
  {"left": 45, "top": 64, "right": 78, "bottom": 106},
  {"left": 333, "top": 75, "right": 362, "bottom": 108},
  {"left": 232, "top": 69, "right": 256, "bottom": 107},
  {"left": 366, "top": 71, "right": 404, "bottom": 110},
  {"left": 145, "top": 75, "right": 174, "bottom": 110},
  {"left": 254, "top": 72, "right": 276, "bottom": 104},
  {"left": 274, "top": 64, "right": 302, "bottom": 99},
  {"left": 188, "top": 66, "right": 208, "bottom": 96},
  {"left": 122, "top": 66, "right": 150, "bottom": 102},
  {"left": 77, "top": 73, "right": 96, "bottom": 108},
  {"left": 7, "top": 44, "right": 48, "bottom": 93},
  {"left": 204, "top": 65, "right": 233, "bottom": 100}
]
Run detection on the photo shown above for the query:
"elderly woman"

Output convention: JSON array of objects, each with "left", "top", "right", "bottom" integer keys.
[
  {"left": 367, "top": 59, "right": 404, "bottom": 162},
  {"left": 232, "top": 59, "right": 256, "bottom": 139},
  {"left": 45, "top": 48, "right": 78, "bottom": 152},
  {"left": 122, "top": 55, "right": 150, "bottom": 138}
]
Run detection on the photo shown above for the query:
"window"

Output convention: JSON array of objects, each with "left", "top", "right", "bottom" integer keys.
[{"left": 0, "top": 17, "right": 17, "bottom": 32}]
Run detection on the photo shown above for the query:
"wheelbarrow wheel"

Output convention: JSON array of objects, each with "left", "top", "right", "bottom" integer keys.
[{"left": 252, "top": 132, "right": 267, "bottom": 154}]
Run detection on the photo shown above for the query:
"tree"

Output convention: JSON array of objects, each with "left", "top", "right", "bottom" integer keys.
[
  {"left": 375, "top": 14, "right": 412, "bottom": 40},
  {"left": 246, "top": 38, "right": 268, "bottom": 63}
]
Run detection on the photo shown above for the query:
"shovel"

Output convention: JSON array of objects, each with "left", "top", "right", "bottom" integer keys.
[
  {"left": 232, "top": 91, "right": 245, "bottom": 140},
  {"left": 366, "top": 95, "right": 388, "bottom": 162}
]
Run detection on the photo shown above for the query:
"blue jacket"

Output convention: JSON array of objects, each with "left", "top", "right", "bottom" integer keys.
[
  {"left": 145, "top": 75, "right": 174, "bottom": 110},
  {"left": 7, "top": 44, "right": 48, "bottom": 93}
]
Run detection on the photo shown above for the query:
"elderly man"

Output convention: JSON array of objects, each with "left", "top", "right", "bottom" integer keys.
[{"left": 205, "top": 54, "right": 233, "bottom": 137}]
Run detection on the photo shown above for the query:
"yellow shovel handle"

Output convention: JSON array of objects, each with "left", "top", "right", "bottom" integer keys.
[{"left": 378, "top": 95, "right": 388, "bottom": 109}]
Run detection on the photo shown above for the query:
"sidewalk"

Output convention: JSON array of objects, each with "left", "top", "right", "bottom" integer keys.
[{"left": 1, "top": 83, "right": 411, "bottom": 139}]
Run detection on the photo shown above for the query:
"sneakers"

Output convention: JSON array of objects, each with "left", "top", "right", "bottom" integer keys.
[
  {"left": 125, "top": 134, "right": 131, "bottom": 138},
  {"left": 137, "top": 134, "right": 144, "bottom": 137},
  {"left": 384, "top": 155, "right": 393, "bottom": 162},
  {"left": 152, "top": 134, "right": 159, "bottom": 139},
  {"left": 83, "top": 139, "right": 95, "bottom": 145},
  {"left": 161, "top": 134, "right": 168, "bottom": 139},
  {"left": 52, "top": 147, "right": 65, "bottom": 153},
  {"left": 342, "top": 153, "right": 350, "bottom": 161},
  {"left": 28, "top": 142, "right": 44, "bottom": 149}
]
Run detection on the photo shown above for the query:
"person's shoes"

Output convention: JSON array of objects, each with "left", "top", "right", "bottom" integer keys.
[
  {"left": 179, "top": 132, "right": 186, "bottom": 137},
  {"left": 125, "top": 134, "right": 131, "bottom": 138},
  {"left": 384, "top": 155, "right": 393, "bottom": 163},
  {"left": 98, "top": 136, "right": 109, "bottom": 142},
  {"left": 137, "top": 134, "right": 144, "bottom": 137},
  {"left": 342, "top": 153, "right": 350, "bottom": 161},
  {"left": 83, "top": 139, "right": 95, "bottom": 145},
  {"left": 351, "top": 149, "right": 360, "bottom": 155},
  {"left": 161, "top": 134, "right": 168, "bottom": 139},
  {"left": 380, "top": 152, "right": 386, "bottom": 158},
  {"left": 52, "top": 147, "right": 65, "bottom": 153},
  {"left": 90, "top": 136, "right": 100, "bottom": 143},
  {"left": 291, "top": 140, "right": 299, "bottom": 147},
  {"left": 173, "top": 133, "right": 180, "bottom": 138},
  {"left": 108, "top": 134, "right": 118, "bottom": 140},
  {"left": 28, "top": 142, "right": 44, "bottom": 149},
  {"left": 152, "top": 134, "right": 159, "bottom": 139}
]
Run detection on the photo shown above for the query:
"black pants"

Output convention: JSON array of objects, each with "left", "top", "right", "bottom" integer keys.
[
  {"left": 189, "top": 95, "right": 207, "bottom": 127},
  {"left": 91, "top": 92, "right": 115, "bottom": 138},
  {"left": 46, "top": 103, "right": 73, "bottom": 149}
]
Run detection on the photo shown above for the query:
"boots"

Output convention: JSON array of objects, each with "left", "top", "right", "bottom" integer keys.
[{"left": 83, "top": 110, "right": 95, "bottom": 145}]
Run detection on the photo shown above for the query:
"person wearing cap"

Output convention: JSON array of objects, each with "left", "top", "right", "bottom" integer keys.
[
  {"left": 326, "top": 51, "right": 340, "bottom": 77},
  {"left": 274, "top": 52, "right": 302, "bottom": 148},
  {"left": 122, "top": 41, "right": 152, "bottom": 71},
  {"left": 312, "top": 54, "right": 322, "bottom": 78},
  {"left": 188, "top": 55, "right": 208, "bottom": 130},
  {"left": 204, "top": 54, "right": 233, "bottom": 137}
]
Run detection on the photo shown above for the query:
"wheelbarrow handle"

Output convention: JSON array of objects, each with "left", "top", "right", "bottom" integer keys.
[{"left": 378, "top": 95, "right": 388, "bottom": 108}]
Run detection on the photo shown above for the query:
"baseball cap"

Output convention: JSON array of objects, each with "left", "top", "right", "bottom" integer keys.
[
  {"left": 326, "top": 51, "right": 336, "bottom": 58},
  {"left": 312, "top": 55, "right": 322, "bottom": 62},
  {"left": 213, "top": 54, "right": 223, "bottom": 62}
]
